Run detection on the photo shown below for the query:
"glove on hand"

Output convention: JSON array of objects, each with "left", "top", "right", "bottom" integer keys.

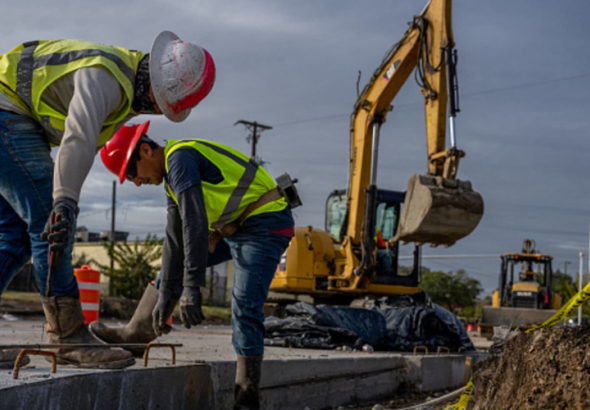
[
  {"left": 152, "top": 288, "right": 177, "bottom": 337},
  {"left": 41, "top": 197, "right": 79, "bottom": 253},
  {"left": 179, "top": 286, "right": 205, "bottom": 329}
]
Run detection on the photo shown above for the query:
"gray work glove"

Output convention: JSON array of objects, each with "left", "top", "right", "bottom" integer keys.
[
  {"left": 41, "top": 197, "right": 79, "bottom": 253},
  {"left": 179, "top": 286, "right": 205, "bottom": 329},
  {"left": 152, "top": 288, "right": 177, "bottom": 337}
]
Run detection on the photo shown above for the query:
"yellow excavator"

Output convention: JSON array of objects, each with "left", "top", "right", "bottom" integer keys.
[
  {"left": 270, "top": 0, "right": 484, "bottom": 303},
  {"left": 479, "top": 240, "right": 562, "bottom": 339}
]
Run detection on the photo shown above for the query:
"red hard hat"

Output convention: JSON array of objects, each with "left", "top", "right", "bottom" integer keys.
[{"left": 100, "top": 121, "right": 150, "bottom": 184}]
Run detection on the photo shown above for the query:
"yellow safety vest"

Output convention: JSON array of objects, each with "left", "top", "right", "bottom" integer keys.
[
  {"left": 0, "top": 40, "right": 144, "bottom": 147},
  {"left": 164, "top": 139, "right": 288, "bottom": 230}
]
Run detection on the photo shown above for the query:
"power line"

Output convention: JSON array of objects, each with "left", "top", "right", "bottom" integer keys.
[
  {"left": 262, "top": 72, "right": 590, "bottom": 130},
  {"left": 399, "top": 254, "right": 498, "bottom": 260}
]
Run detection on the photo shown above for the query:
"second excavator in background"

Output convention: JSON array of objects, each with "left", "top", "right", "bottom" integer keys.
[{"left": 269, "top": 0, "right": 484, "bottom": 304}]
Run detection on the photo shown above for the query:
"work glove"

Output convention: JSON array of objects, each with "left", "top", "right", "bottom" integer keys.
[
  {"left": 40, "top": 197, "right": 79, "bottom": 253},
  {"left": 179, "top": 286, "right": 205, "bottom": 329},
  {"left": 152, "top": 288, "right": 177, "bottom": 337}
]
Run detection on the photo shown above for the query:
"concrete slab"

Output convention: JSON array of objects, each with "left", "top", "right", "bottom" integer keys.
[{"left": 0, "top": 318, "right": 488, "bottom": 410}]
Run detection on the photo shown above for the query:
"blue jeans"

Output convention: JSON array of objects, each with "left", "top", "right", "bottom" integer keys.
[
  {"left": 155, "top": 231, "right": 291, "bottom": 356},
  {"left": 0, "top": 110, "right": 77, "bottom": 297}
]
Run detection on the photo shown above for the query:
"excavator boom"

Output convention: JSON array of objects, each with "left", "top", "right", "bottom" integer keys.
[
  {"left": 270, "top": 0, "right": 483, "bottom": 299},
  {"left": 346, "top": 0, "right": 483, "bottom": 254}
]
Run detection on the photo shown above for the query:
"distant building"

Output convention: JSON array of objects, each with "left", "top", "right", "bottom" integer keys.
[{"left": 75, "top": 226, "right": 128, "bottom": 243}]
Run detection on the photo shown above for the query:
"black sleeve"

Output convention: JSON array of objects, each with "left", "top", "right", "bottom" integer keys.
[
  {"left": 160, "top": 204, "right": 185, "bottom": 294},
  {"left": 177, "top": 183, "right": 209, "bottom": 288}
]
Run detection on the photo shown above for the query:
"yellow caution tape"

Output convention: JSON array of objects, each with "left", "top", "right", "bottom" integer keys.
[
  {"left": 525, "top": 281, "right": 590, "bottom": 332},
  {"left": 447, "top": 283, "right": 590, "bottom": 409},
  {"left": 444, "top": 379, "right": 473, "bottom": 410}
]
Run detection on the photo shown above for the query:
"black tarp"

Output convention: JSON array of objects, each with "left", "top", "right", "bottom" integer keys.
[{"left": 264, "top": 292, "right": 475, "bottom": 352}]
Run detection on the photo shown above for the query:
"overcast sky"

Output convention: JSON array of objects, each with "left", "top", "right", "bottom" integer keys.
[{"left": 4, "top": 0, "right": 590, "bottom": 294}]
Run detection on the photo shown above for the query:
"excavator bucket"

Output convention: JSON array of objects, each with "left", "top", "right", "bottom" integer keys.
[{"left": 392, "top": 174, "right": 484, "bottom": 247}]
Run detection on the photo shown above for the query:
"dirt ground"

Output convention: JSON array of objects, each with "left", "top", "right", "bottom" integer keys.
[{"left": 467, "top": 324, "right": 590, "bottom": 410}]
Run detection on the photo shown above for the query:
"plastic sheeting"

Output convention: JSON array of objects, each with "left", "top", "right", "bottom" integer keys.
[{"left": 264, "top": 292, "right": 475, "bottom": 352}]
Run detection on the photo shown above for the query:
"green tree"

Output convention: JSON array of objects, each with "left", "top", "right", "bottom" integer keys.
[
  {"left": 419, "top": 269, "right": 483, "bottom": 310},
  {"left": 71, "top": 252, "right": 96, "bottom": 268},
  {"left": 97, "top": 234, "right": 163, "bottom": 300}
]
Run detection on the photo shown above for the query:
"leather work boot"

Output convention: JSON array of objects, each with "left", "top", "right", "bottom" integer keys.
[
  {"left": 234, "top": 356, "right": 263, "bottom": 410},
  {"left": 89, "top": 283, "right": 163, "bottom": 357},
  {"left": 41, "top": 296, "right": 135, "bottom": 369},
  {"left": 0, "top": 350, "right": 29, "bottom": 369}
]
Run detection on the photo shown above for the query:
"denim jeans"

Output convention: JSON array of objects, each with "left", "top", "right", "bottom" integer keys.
[
  {"left": 155, "top": 231, "right": 291, "bottom": 356},
  {"left": 0, "top": 110, "right": 78, "bottom": 297}
]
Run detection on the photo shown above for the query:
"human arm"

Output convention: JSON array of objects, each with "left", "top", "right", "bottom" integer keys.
[
  {"left": 163, "top": 149, "right": 212, "bottom": 327},
  {"left": 52, "top": 66, "right": 127, "bottom": 202},
  {"left": 152, "top": 202, "right": 185, "bottom": 336},
  {"left": 42, "top": 67, "right": 127, "bottom": 248}
]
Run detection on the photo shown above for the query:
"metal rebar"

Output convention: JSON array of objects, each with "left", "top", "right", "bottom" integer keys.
[
  {"left": 413, "top": 345, "right": 429, "bottom": 356},
  {"left": 0, "top": 343, "right": 182, "bottom": 350},
  {"left": 13, "top": 350, "right": 57, "bottom": 379},
  {"left": 437, "top": 346, "right": 451, "bottom": 356},
  {"left": 143, "top": 343, "right": 177, "bottom": 367}
]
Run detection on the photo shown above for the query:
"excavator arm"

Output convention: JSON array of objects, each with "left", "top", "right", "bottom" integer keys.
[{"left": 334, "top": 0, "right": 483, "bottom": 291}]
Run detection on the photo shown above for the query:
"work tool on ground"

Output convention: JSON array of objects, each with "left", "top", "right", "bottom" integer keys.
[
  {"left": 479, "top": 239, "right": 563, "bottom": 339},
  {"left": 270, "top": 0, "right": 483, "bottom": 303}
]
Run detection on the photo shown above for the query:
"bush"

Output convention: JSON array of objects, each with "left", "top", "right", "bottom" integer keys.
[{"left": 97, "top": 234, "right": 163, "bottom": 300}]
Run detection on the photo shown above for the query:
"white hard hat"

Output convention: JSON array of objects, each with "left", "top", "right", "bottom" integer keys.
[{"left": 149, "top": 31, "right": 216, "bottom": 123}]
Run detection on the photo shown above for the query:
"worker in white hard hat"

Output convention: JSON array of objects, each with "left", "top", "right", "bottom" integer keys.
[{"left": 0, "top": 31, "right": 216, "bottom": 369}]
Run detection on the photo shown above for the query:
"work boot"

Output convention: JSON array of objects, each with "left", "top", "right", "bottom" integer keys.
[
  {"left": 0, "top": 350, "right": 29, "bottom": 369},
  {"left": 41, "top": 296, "right": 135, "bottom": 369},
  {"left": 234, "top": 355, "right": 263, "bottom": 410},
  {"left": 89, "top": 283, "right": 163, "bottom": 357}
]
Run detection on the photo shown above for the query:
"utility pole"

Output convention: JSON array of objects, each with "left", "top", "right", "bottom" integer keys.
[
  {"left": 109, "top": 181, "right": 116, "bottom": 295},
  {"left": 578, "top": 252, "right": 586, "bottom": 326},
  {"left": 564, "top": 261, "right": 571, "bottom": 275},
  {"left": 234, "top": 120, "right": 272, "bottom": 160}
]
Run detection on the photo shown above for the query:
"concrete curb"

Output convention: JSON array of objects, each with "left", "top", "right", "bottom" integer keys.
[{"left": 0, "top": 353, "right": 488, "bottom": 410}]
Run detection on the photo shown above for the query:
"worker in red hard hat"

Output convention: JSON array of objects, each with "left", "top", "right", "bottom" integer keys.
[
  {"left": 93, "top": 121, "right": 298, "bottom": 410},
  {"left": 0, "top": 32, "right": 215, "bottom": 370}
]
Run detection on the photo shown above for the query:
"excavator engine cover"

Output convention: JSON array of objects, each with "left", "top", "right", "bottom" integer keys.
[{"left": 393, "top": 174, "right": 483, "bottom": 247}]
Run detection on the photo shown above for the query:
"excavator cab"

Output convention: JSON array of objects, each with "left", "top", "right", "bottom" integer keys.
[{"left": 326, "top": 189, "right": 421, "bottom": 287}]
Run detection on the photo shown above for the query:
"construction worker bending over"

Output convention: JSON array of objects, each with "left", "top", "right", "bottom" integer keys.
[
  {"left": 0, "top": 32, "right": 215, "bottom": 369},
  {"left": 95, "top": 122, "right": 296, "bottom": 409}
]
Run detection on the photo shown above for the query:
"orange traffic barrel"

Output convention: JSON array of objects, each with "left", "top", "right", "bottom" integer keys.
[{"left": 74, "top": 265, "right": 101, "bottom": 324}]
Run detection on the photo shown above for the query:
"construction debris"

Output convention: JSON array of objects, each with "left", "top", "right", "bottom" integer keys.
[{"left": 264, "top": 295, "right": 475, "bottom": 353}]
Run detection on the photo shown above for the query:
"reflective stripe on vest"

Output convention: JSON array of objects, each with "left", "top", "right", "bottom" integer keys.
[
  {"left": 0, "top": 40, "right": 143, "bottom": 147},
  {"left": 164, "top": 139, "right": 287, "bottom": 229}
]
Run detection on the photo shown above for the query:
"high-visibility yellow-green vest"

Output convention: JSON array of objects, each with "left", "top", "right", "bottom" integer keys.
[
  {"left": 0, "top": 40, "right": 145, "bottom": 147},
  {"left": 164, "top": 139, "right": 288, "bottom": 230}
]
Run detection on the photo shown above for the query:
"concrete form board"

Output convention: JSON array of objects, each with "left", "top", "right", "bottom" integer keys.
[{"left": 0, "top": 353, "right": 489, "bottom": 410}]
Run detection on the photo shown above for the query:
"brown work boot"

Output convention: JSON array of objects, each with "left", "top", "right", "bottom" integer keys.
[
  {"left": 234, "top": 355, "right": 262, "bottom": 410},
  {"left": 89, "top": 283, "right": 164, "bottom": 357},
  {"left": 41, "top": 296, "right": 135, "bottom": 369},
  {"left": 0, "top": 350, "right": 29, "bottom": 369}
]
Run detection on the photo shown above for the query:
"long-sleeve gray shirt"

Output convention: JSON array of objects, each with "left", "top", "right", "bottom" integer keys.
[{"left": 0, "top": 67, "right": 135, "bottom": 202}]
